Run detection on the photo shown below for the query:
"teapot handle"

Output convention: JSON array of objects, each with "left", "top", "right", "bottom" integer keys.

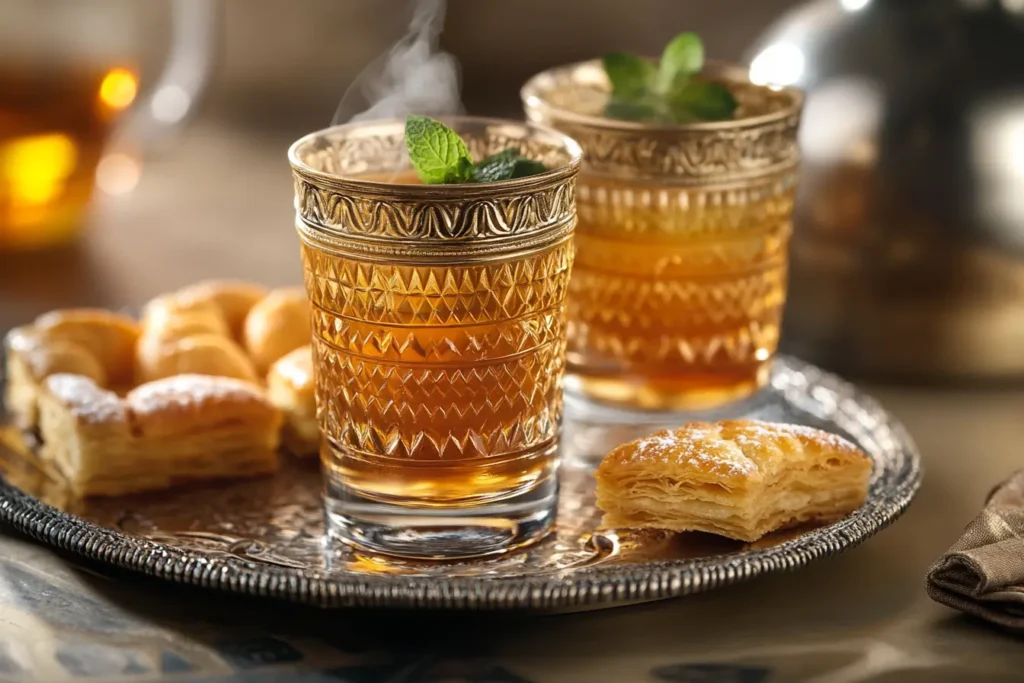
[{"left": 118, "top": 0, "right": 219, "bottom": 151}]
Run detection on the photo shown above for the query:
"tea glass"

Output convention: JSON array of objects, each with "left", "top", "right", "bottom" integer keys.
[
  {"left": 523, "top": 61, "right": 803, "bottom": 413},
  {"left": 289, "top": 117, "right": 581, "bottom": 559}
]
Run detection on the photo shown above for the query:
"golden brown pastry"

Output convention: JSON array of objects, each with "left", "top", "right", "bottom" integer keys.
[
  {"left": 37, "top": 373, "right": 281, "bottom": 497},
  {"left": 243, "top": 287, "right": 311, "bottom": 374},
  {"left": 3, "top": 281, "right": 315, "bottom": 497},
  {"left": 160, "top": 280, "right": 268, "bottom": 340},
  {"left": 34, "top": 309, "right": 140, "bottom": 385},
  {"left": 140, "top": 296, "right": 231, "bottom": 340},
  {"left": 266, "top": 345, "right": 318, "bottom": 456},
  {"left": 4, "top": 310, "right": 140, "bottom": 429},
  {"left": 595, "top": 420, "right": 872, "bottom": 542},
  {"left": 136, "top": 332, "right": 258, "bottom": 384},
  {"left": 136, "top": 290, "right": 258, "bottom": 384},
  {"left": 5, "top": 327, "right": 107, "bottom": 385}
]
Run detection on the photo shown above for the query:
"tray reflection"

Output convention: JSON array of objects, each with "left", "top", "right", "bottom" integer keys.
[
  {"left": 0, "top": 358, "right": 922, "bottom": 610},
  {"left": 0, "top": 426, "right": 802, "bottom": 578}
]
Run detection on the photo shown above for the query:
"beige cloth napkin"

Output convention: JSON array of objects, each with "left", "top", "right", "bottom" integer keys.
[{"left": 927, "top": 470, "right": 1024, "bottom": 629}]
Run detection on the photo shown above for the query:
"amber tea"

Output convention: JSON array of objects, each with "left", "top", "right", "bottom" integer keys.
[
  {"left": 302, "top": 172, "right": 572, "bottom": 504},
  {"left": 0, "top": 64, "right": 137, "bottom": 249},
  {"left": 523, "top": 59, "right": 803, "bottom": 411},
  {"left": 290, "top": 118, "right": 581, "bottom": 558},
  {"left": 568, "top": 175, "right": 794, "bottom": 409}
]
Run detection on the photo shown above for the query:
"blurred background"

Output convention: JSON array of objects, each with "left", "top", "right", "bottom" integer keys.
[{"left": 5, "top": 0, "right": 1024, "bottom": 385}]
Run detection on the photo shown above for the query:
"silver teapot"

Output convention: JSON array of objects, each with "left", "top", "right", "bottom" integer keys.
[{"left": 749, "top": 0, "right": 1024, "bottom": 381}]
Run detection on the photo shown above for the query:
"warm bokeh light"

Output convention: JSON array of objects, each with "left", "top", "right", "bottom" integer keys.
[
  {"left": 749, "top": 42, "right": 805, "bottom": 88},
  {"left": 98, "top": 67, "right": 138, "bottom": 111},
  {"left": 799, "top": 78, "right": 882, "bottom": 165},
  {"left": 96, "top": 153, "right": 142, "bottom": 196},
  {"left": 151, "top": 85, "right": 192, "bottom": 123},
  {"left": 0, "top": 133, "right": 78, "bottom": 206}
]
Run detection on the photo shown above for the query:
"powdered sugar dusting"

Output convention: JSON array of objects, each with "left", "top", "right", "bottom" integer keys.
[
  {"left": 271, "top": 348, "right": 312, "bottom": 389},
  {"left": 127, "top": 374, "right": 265, "bottom": 416},
  {"left": 44, "top": 374, "right": 127, "bottom": 425},
  {"left": 5, "top": 326, "right": 59, "bottom": 376},
  {"left": 5, "top": 327, "right": 49, "bottom": 376},
  {"left": 5, "top": 326, "right": 37, "bottom": 353},
  {"left": 612, "top": 420, "right": 862, "bottom": 479},
  {"left": 630, "top": 427, "right": 756, "bottom": 478},
  {"left": 730, "top": 420, "right": 857, "bottom": 453}
]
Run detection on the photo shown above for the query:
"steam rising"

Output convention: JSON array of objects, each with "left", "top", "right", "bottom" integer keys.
[{"left": 332, "top": 0, "right": 463, "bottom": 125}]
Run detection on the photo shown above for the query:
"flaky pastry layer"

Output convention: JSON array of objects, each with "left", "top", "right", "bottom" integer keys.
[
  {"left": 266, "top": 345, "right": 318, "bottom": 456},
  {"left": 37, "top": 374, "right": 282, "bottom": 497},
  {"left": 2, "top": 281, "right": 317, "bottom": 497},
  {"left": 595, "top": 420, "right": 872, "bottom": 542}
]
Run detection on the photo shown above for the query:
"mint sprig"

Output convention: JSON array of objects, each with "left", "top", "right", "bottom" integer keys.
[
  {"left": 602, "top": 32, "right": 738, "bottom": 124},
  {"left": 404, "top": 115, "right": 474, "bottom": 184},
  {"left": 603, "top": 52, "right": 657, "bottom": 100},
  {"left": 405, "top": 116, "right": 549, "bottom": 185},
  {"left": 657, "top": 32, "right": 704, "bottom": 92},
  {"left": 472, "top": 149, "right": 548, "bottom": 183}
]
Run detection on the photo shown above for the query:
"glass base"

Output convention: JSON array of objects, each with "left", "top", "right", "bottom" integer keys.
[
  {"left": 563, "top": 362, "right": 770, "bottom": 412},
  {"left": 562, "top": 364, "right": 779, "bottom": 469},
  {"left": 323, "top": 471, "right": 558, "bottom": 560}
]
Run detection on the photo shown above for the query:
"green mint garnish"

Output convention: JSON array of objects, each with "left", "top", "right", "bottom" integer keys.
[
  {"left": 471, "top": 149, "right": 519, "bottom": 183},
  {"left": 603, "top": 52, "right": 657, "bottom": 100},
  {"left": 509, "top": 157, "right": 548, "bottom": 178},
  {"left": 472, "top": 149, "right": 549, "bottom": 183},
  {"left": 601, "top": 31, "right": 738, "bottom": 124},
  {"left": 669, "top": 80, "right": 738, "bottom": 122},
  {"left": 604, "top": 100, "right": 658, "bottom": 123},
  {"left": 657, "top": 32, "right": 704, "bottom": 92},
  {"left": 405, "top": 115, "right": 474, "bottom": 184},
  {"left": 405, "top": 116, "right": 548, "bottom": 185}
]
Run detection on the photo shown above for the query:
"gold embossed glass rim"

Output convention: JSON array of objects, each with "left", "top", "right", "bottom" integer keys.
[
  {"left": 522, "top": 60, "right": 803, "bottom": 412},
  {"left": 288, "top": 116, "right": 581, "bottom": 559}
]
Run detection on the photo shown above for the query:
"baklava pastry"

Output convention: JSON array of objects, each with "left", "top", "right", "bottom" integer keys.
[
  {"left": 154, "top": 280, "right": 269, "bottom": 339},
  {"left": 595, "top": 420, "right": 872, "bottom": 542},
  {"left": 266, "top": 344, "right": 318, "bottom": 456},
  {"left": 3, "top": 281, "right": 316, "bottom": 497},
  {"left": 37, "top": 373, "right": 281, "bottom": 497},
  {"left": 243, "top": 287, "right": 311, "bottom": 374},
  {"left": 4, "top": 310, "right": 140, "bottom": 429},
  {"left": 136, "top": 285, "right": 262, "bottom": 384}
]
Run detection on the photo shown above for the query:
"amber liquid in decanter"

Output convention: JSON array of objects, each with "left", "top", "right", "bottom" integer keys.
[{"left": 0, "top": 64, "right": 135, "bottom": 249}]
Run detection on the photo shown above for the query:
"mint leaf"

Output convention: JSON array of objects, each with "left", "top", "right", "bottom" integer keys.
[
  {"left": 405, "top": 115, "right": 474, "bottom": 184},
  {"left": 602, "top": 52, "right": 656, "bottom": 100},
  {"left": 601, "top": 32, "right": 737, "bottom": 124},
  {"left": 605, "top": 99, "right": 661, "bottom": 122},
  {"left": 670, "top": 80, "right": 738, "bottom": 122},
  {"left": 472, "top": 149, "right": 548, "bottom": 183},
  {"left": 403, "top": 118, "right": 549, "bottom": 185},
  {"left": 510, "top": 158, "right": 547, "bottom": 178},
  {"left": 472, "top": 149, "right": 516, "bottom": 182},
  {"left": 657, "top": 32, "right": 703, "bottom": 93}
]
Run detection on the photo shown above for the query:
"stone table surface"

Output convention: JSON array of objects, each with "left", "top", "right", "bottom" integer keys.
[{"left": 1, "top": 121, "right": 1023, "bottom": 682}]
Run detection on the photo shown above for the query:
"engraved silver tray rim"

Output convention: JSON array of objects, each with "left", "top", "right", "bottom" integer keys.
[{"left": 0, "top": 357, "right": 922, "bottom": 611}]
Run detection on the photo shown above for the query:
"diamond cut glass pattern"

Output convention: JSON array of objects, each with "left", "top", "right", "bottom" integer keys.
[
  {"left": 289, "top": 117, "right": 581, "bottom": 557},
  {"left": 523, "top": 61, "right": 803, "bottom": 410},
  {"left": 303, "top": 243, "right": 572, "bottom": 463}
]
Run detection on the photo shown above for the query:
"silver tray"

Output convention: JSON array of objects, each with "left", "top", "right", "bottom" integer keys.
[{"left": 0, "top": 357, "right": 921, "bottom": 612}]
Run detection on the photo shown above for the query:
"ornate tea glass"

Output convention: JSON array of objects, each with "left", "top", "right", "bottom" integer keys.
[
  {"left": 523, "top": 62, "right": 803, "bottom": 411},
  {"left": 289, "top": 117, "right": 581, "bottom": 559}
]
